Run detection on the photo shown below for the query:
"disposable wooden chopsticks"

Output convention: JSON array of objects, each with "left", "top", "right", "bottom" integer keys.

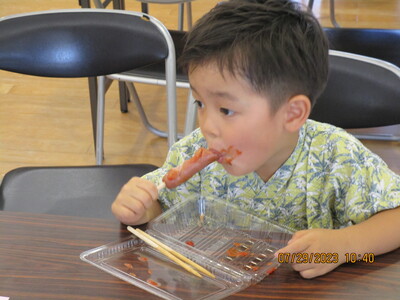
[
  {"left": 136, "top": 228, "right": 215, "bottom": 279},
  {"left": 127, "top": 226, "right": 214, "bottom": 279},
  {"left": 127, "top": 226, "right": 201, "bottom": 278}
]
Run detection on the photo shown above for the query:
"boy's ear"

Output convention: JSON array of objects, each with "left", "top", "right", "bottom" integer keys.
[{"left": 283, "top": 95, "right": 311, "bottom": 132}]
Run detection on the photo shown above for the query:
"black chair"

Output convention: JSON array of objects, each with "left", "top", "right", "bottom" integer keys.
[
  {"left": 112, "top": 29, "right": 197, "bottom": 138},
  {"left": 0, "top": 9, "right": 178, "bottom": 165},
  {"left": 0, "top": 164, "right": 158, "bottom": 219},
  {"left": 324, "top": 28, "right": 400, "bottom": 67},
  {"left": 308, "top": 0, "right": 340, "bottom": 27},
  {"left": 89, "top": 1, "right": 197, "bottom": 140},
  {"left": 310, "top": 50, "right": 400, "bottom": 140},
  {"left": 91, "top": 0, "right": 194, "bottom": 30},
  {"left": 320, "top": 28, "right": 400, "bottom": 140},
  {"left": 86, "top": 0, "right": 197, "bottom": 138}
]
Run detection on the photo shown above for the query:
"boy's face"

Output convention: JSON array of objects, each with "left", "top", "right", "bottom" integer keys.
[{"left": 190, "top": 63, "right": 297, "bottom": 180}]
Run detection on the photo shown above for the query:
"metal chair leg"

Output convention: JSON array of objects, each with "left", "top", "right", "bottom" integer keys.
[
  {"left": 92, "top": 0, "right": 104, "bottom": 8},
  {"left": 88, "top": 77, "right": 98, "bottom": 149},
  {"left": 330, "top": 0, "right": 340, "bottom": 27},
  {"left": 96, "top": 76, "right": 106, "bottom": 165},
  {"left": 118, "top": 81, "right": 129, "bottom": 113},
  {"left": 125, "top": 82, "right": 169, "bottom": 138},
  {"left": 178, "top": 3, "right": 184, "bottom": 30},
  {"left": 186, "top": 2, "right": 192, "bottom": 30}
]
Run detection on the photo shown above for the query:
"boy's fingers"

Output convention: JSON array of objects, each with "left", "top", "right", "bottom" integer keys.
[
  {"left": 275, "top": 238, "right": 310, "bottom": 257},
  {"left": 299, "top": 267, "right": 330, "bottom": 279},
  {"left": 112, "top": 204, "right": 140, "bottom": 225},
  {"left": 135, "top": 180, "right": 159, "bottom": 203},
  {"left": 291, "top": 262, "right": 313, "bottom": 272},
  {"left": 288, "top": 230, "right": 308, "bottom": 244}
]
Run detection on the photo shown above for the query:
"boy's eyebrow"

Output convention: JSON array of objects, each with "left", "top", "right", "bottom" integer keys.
[{"left": 190, "top": 85, "right": 239, "bottom": 102}]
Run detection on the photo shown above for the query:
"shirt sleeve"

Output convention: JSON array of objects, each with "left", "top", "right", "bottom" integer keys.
[
  {"left": 339, "top": 140, "right": 400, "bottom": 226},
  {"left": 306, "top": 128, "right": 400, "bottom": 229}
]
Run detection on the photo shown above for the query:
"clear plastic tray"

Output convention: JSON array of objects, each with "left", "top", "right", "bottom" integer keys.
[{"left": 80, "top": 197, "right": 294, "bottom": 300}]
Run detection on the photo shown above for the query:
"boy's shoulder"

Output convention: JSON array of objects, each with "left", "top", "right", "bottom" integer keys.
[
  {"left": 301, "top": 119, "right": 394, "bottom": 173},
  {"left": 303, "top": 119, "right": 365, "bottom": 152},
  {"left": 304, "top": 119, "right": 355, "bottom": 141}
]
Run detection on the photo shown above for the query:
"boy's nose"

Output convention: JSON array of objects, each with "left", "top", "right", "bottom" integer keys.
[{"left": 199, "top": 113, "right": 219, "bottom": 139}]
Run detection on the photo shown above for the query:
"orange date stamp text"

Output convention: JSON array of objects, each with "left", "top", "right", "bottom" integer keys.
[{"left": 277, "top": 252, "right": 339, "bottom": 264}]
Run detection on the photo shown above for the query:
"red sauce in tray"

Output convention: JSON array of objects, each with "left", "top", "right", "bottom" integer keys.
[
  {"left": 124, "top": 263, "right": 133, "bottom": 269},
  {"left": 185, "top": 240, "right": 195, "bottom": 247},
  {"left": 226, "top": 247, "right": 249, "bottom": 257},
  {"left": 138, "top": 256, "right": 148, "bottom": 262},
  {"left": 266, "top": 267, "right": 277, "bottom": 275},
  {"left": 147, "top": 279, "right": 161, "bottom": 287}
]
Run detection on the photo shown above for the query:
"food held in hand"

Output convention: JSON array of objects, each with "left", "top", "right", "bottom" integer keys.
[{"left": 162, "top": 146, "right": 241, "bottom": 189}]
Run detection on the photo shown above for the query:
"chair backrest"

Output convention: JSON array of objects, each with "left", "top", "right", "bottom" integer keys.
[
  {"left": 310, "top": 50, "right": 400, "bottom": 129},
  {"left": 124, "top": 29, "right": 188, "bottom": 82},
  {"left": 324, "top": 28, "right": 400, "bottom": 67},
  {"left": 0, "top": 164, "right": 158, "bottom": 219},
  {"left": 0, "top": 9, "right": 175, "bottom": 78}
]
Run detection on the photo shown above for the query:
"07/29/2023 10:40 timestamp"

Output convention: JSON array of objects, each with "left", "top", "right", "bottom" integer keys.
[{"left": 277, "top": 252, "right": 375, "bottom": 264}]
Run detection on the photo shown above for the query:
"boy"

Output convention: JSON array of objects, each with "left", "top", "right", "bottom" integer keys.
[{"left": 112, "top": 0, "right": 400, "bottom": 278}]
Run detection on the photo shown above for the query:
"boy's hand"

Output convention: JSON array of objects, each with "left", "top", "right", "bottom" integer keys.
[
  {"left": 275, "top": 228, "right": 348, "bottom": 279},
  {"left": 111, "top": 177, "right": 161, "bottom": 225}
]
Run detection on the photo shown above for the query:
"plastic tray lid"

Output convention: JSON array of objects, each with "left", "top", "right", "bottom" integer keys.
[
  {"left": 147, "top": 196, "right": 294, "bottom": 284},
  {"left": 80, "top": 197, "right": 294, "bottom": 300}
]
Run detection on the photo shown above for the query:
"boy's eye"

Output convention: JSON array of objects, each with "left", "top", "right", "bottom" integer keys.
[
  {"left": 220, "top": 107, "right": 234, "bottom": 116},
  {"left": 194, "top": 100, "right": 204, "bottom": 108}
]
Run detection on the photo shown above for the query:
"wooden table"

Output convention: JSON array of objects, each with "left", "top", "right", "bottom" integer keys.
[{"left": 1, "top": 211, "right": 399, "bottom": 299}]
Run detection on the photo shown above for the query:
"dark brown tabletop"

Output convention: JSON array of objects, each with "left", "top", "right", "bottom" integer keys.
[{"left": 1, "top": 211, "right": 399, "bottom": 299}]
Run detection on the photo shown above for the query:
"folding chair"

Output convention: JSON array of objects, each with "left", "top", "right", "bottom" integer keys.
[
  {"left": 0, "top": 164, "right": 158, "bottom": 219},
  {"left": 137, "top": 0, "right": 194, "bottom": 30},
  {"left": 0, "top": 9, "right": 178, "bottom": 165},
  {"left": 91, "top": 0, "right": 194, "bottom": 30},
  {"left": 107, "top": 29, "right": 197, "bottom": 140},
  {"left": 323, "top": 28, "right": 400, "bottom": 67},
  {"left": 310, "top": 50, "right": 400, "bottom": 140},
  {"left": 308, "top": 0, "right": 340, "bottom": 27},
  {"left": 89, "top": 0, "right": 197, "bottom": 140}
]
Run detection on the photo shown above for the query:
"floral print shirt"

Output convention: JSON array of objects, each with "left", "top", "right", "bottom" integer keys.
[{"left": 143, "top": 120, "right": 400, "bottom": 231}]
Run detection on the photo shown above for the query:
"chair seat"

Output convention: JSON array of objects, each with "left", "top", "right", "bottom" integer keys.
[{"left": 0, "top": 164, "right": 158, "bottom": 219}]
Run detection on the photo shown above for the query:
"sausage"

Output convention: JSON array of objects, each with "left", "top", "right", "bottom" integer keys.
[
  {"left": 162, "top": 146, "right": 241, "bottom": 189},
  {"left": 162, "top": 148, "right": 221, "bottom": 189}
]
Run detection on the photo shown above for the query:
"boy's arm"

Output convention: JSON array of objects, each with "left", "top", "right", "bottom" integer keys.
[
  {"left": 341, "top": 206, "right": 400, "bottom": 255},
  {"left": 275, "top": 206, "right": 400, "bottom": 279}
]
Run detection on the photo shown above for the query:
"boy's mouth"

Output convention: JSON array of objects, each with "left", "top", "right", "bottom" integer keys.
[{"left": 215, "top": 146, "right": 242, "bottom": 165}]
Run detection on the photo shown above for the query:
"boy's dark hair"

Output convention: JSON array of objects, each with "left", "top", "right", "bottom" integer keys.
[{"left": 180, "top": 0, "right": 329, "bottom": 111}]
